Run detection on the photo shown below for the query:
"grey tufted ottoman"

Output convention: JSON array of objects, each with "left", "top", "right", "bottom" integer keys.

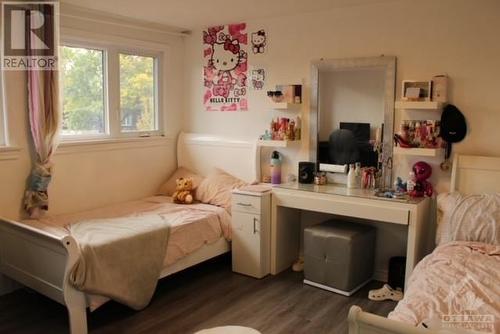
[{"left": 303, "top": 219, "right": 376, "bottom": 296}]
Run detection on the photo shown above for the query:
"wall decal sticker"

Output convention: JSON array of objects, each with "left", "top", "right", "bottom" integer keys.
[
  {"left": 251, "top": 68, "right": 266, "bottom": 90},
  {"left": 203, "top": 23, "right": 248, "bottom": 111},
  {"left": 251, "top": 30, "right": 267, "bottom": 54}
]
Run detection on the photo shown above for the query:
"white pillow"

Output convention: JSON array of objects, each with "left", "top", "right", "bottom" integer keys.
[{"left": 437, "top": 192, "right": 500, "bottom": 245}]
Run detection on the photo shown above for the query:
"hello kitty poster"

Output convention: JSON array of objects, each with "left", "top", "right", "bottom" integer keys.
[{"left": 203, "top": 23, "right": 248, "bottom": 111}]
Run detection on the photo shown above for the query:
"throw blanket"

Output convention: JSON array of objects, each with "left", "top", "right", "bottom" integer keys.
[{"left": 69, "top": 215, "right": 171, "bottom": 310}]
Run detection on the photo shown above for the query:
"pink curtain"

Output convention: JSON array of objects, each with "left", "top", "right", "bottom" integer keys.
[{"left": 23, "top": 6, "right": 60, "bottom": 218}]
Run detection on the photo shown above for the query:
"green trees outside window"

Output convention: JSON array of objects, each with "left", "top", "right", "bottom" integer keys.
[
  {"left": 61, "top": 46, "right": 157, "bottom": 137},
  {"left": 120, "top": 54, "right": 156, "bottom": 132},
  {"left": 61, "top": 46, "right": 105, "bottom": 135}
]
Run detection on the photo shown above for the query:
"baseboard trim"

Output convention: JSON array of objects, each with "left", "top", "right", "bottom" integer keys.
[{"left": 304, "top": 278, "right": 372, "bottom": 297}]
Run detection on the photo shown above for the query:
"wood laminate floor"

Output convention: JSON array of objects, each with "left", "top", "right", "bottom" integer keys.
[{"left": 0, "top": 255, "right": 396, "bottom": 334}]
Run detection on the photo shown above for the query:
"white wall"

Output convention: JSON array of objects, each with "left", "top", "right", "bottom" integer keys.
[
  {"left": 0, "top": 5, "right": 184, "bottom": 219},
  {"left": 0, "top": 5, "right": 185, "bottom": 292},
  {"left": 183, "top": 0, "right": 500, "bottom": 189},
  {"left": 183, "top": 0, "right": 500, "bottom": 277}
]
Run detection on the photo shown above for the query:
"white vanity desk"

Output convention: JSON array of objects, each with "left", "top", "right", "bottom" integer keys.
[{"left": 270, "top": 183, "right": 431, "bottom": 286}]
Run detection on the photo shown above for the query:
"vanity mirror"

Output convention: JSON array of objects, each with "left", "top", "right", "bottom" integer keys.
[{"left": 310, "top": 56, "right": 396, "bottom": 188}]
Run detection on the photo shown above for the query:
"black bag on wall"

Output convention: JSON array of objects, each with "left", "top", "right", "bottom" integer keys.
[
  {"left": 440, "top": 104, "right": 467, "bottom": 160},
  {"left": 441, "top": 104, "right": 467, "bottom": 143}
]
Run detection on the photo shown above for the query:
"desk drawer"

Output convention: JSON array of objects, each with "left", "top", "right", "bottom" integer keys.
[
  {"left": 232, "top": 194, "right": 262, "bottom": 214},
  {"left": 273, "top": 190, "right": 410, "bottom": 225}
]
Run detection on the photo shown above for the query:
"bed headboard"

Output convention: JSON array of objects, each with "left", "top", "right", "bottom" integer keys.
[
  {"left": 451, "top": 154, "right": 500, "bottom": 194},
  {"left": 177, "top": 132, "right": 260, "bottom": 183}
]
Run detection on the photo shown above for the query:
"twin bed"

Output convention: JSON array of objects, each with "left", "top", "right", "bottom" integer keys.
[
  {"left": 0, "top": 132, "right": 259, "bottom": 334},
  {"left": 349, "top": 154, "right": 500, "bottom": 334}
]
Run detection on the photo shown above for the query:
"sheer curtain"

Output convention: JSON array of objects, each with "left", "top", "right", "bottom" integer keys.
[{"left": 23, "top": 5, "right": 60, "bottom": 218}]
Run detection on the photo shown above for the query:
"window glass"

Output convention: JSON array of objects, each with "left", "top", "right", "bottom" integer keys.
[
  {"left": 61, "top": 46, "right": 106, "bottom": 136},
  {"left": 119, "top": 54, "right": 156, "bottom": 132}
]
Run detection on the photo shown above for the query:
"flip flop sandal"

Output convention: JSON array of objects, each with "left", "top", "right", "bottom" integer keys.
[{"left": 368, "top": 284, "right": 403, "bottom": 301}]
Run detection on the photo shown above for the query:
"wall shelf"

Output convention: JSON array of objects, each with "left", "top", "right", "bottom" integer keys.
[
  {"left": 271, "top": 102, "right": 301, "bottom": 110},
  {"left": 393, "top": 146, "right": 443, "bottom": 157},
  {"left": 395, "top": 101, "right": 445, "bottom": 110},
  {"left": 257, "top": 140, "right": 300, "bottom": 148}
]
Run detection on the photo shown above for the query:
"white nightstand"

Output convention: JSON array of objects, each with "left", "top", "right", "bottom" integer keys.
[{"left": 231, "top": 189, "right": 271, "bottom": 278}]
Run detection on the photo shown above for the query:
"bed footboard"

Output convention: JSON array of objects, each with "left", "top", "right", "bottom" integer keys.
[
  {"left": 348, "top": 306, "right": 436, "bottom": 334},
  {"left": 0, "top": 217, "right": 88, "bottom": 334}
]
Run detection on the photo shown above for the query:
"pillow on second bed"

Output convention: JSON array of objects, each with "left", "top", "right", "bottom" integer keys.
[
  {"left": 196, "top": 168, "right": 247, "bottom": 212},
  {"left": 437, "top": 192, "right": 500, "bottom": 245},
  {"left": 157, "top": 167, "right": 204, "bottom": 196}
]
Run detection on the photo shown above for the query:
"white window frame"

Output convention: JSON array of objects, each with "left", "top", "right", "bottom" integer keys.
[
  {"left": 60, "top": 42, "right": 109, "bottom": 141},
  {"left": 60, "top": 35, "right": 164, "bottom": 142},
  {"left": 117, "top": 48, "right": 161, "bottom": 137}
]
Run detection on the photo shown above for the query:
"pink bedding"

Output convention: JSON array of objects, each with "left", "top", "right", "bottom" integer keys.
[
  {"left": 32, "top": 196, "right": 231, "bottom": 267},
  {"left": 388, "top": 241, "right": 500, "bottom": 333},
  {"left": 26, "top": 196, "right": 232, "bottom": 311}
]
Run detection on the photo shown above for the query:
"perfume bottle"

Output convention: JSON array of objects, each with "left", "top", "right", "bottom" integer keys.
[{"left": 354, "top": 162, "right": 362, "bottom": 188}]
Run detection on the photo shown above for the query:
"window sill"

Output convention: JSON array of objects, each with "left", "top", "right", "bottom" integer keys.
[
  {"left": 0, "top": 146, "right": 22, "bottom": 161},
  {"left": 56, "top": 135, "right": 175, "bottom": 155}
]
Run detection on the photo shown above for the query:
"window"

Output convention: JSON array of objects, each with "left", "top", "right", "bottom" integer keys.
[
  {"left": 119, "top": 54, "right": 157, "bottom": 132},
  {"left": 61, "top": 42, "right": 161, "bottom": 141},
  {"left": 61, "top": 46, "right": 106, "bottom": 136}
]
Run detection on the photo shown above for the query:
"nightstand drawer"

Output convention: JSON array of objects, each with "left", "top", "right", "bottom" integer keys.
[{"left": 232, "top": 193, "right": 262, "bottom": 214}]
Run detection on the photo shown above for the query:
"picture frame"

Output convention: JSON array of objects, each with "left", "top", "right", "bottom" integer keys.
[{"left": 401, "top": 80, "right": 432, "bottom": 101}]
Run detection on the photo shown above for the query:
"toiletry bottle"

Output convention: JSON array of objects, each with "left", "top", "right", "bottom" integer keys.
[
  {"left": 347, "top": 164, "right": 356, "bottom": 189},
  {"left": 354, "top": 162, "right": 362, "bottom": 188},
  {"left": 270, "top": 151, "right": 282, "bottom": 184}
]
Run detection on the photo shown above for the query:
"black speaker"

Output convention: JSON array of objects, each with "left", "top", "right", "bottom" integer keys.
[
  {"left": 388, "top": 256, "right": 406, "bottom": 291},
  {"left": 298, "top": 162, "right": 315, "bottom": 184}
]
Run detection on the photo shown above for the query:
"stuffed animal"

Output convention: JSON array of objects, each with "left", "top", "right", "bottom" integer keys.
[
  {"left": 394, "top": 177, "right": 407, "bottom": 193},
  {"left": 172, "top": 177, "right": 194, "bottom": 204},
  {"left": 409, "top": 161, "right": 433, "bottom": 197}
]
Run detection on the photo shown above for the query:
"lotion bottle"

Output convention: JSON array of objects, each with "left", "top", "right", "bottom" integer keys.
[{"left": 347, "top": 164, "right": 356, "bottom": 189}]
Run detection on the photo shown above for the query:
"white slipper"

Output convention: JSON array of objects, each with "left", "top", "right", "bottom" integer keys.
[{"left": 368, "top": 284, "right": 403, "bottom": 301}]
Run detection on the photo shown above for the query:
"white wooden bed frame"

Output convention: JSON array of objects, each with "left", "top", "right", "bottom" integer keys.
[
  {"left": 348, "top": 154, "right": 500, "bottom": 334},
  {"left": 0, "top": 132, "right": 259, "bottom": 334}
]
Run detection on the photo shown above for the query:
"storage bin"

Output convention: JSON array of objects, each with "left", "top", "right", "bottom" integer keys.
[{"left": 304, "top": 219, "right": 376, "bottom": 296}]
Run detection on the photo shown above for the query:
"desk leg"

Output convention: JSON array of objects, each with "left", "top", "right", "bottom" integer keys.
[
  {"left": 405, "top": 221, "right": 417, "bottom": 288},
  {"left": 271, "top": 199, "right": 301, "bottom": 275},
  {"left": 405, "top": 199, "right": 430, "bottom": 287}
]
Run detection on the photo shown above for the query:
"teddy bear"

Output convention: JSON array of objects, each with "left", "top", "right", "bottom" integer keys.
[{"left": 172, "top": 177, "right": 194, "bottom": 204}]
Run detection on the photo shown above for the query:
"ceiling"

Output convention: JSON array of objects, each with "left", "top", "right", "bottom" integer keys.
[{"left": 60, "top": 0, "right": 396, "bottom": 31}]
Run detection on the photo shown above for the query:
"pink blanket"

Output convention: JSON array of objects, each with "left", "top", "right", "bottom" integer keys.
[
  {"left": 30, "top": 196, "right": 231, "bottom": 267},
  {"left": 25, "top": 196, "right": 232, "bottom": 311},
  {"left": 389, "top": 241, "right": 500, "bottom": 333}
]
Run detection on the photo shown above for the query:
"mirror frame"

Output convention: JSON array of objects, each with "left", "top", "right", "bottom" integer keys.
[{"left": 310, "top": 56, "right": 396, "bottom": 188}]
